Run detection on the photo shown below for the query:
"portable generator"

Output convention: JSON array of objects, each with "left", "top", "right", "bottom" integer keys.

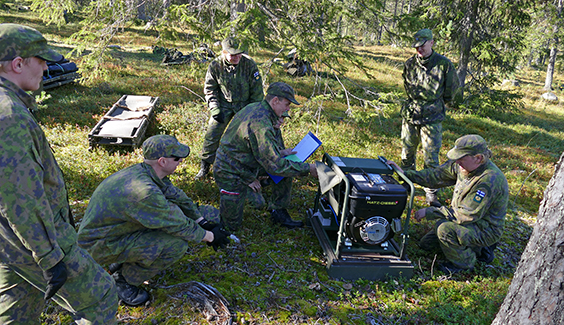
[{"left": 307, "top": 154, "right": 414, "bottom": 280}]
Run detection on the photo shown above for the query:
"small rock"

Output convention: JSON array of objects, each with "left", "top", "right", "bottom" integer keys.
[
  {"left": 541, "top": 92, "right": 558, "bottom": 102},
  {"left": 501, "top": 79, "right": 520, "bottom": 87}
]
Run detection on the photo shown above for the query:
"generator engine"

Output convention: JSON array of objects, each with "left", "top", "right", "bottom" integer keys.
[
  {"left": 343, "top": 172, "right": 407, "bottom": 245},
  {"left": 309, "top": 155, "right": 414, "bottom": 281}
]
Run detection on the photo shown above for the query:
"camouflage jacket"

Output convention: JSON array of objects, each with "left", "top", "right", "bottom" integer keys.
[
  {"left": 203, "top": 54, "right": 264, "bottom": 116},
  {"left": 402, "top": 50, "right": 460, "bottom": 125},
  {"left": 0, "top": 76, "right": 76, "bottom": 271},
  {"left": 406, "top": 160, "right": 508, "bottom": 236},
  {"left": 78, "top": 162, "right": 206, "bottom": 262},
  {"left": 214, "top": 100, "right": 310, "bottom": 186}
]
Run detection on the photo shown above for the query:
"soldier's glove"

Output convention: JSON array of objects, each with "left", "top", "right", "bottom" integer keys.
[
  {"left": 198, "top": 218, "right": 219, "bottom": 231},
  {"left": 213, "top": 111, "right": 225, "bottom": 124},
  {"left": 207, "top": 225, "right": 231, "bottom": 251},
  {"left": 43, "top": 260, "right": 68, "bottom": 300}
]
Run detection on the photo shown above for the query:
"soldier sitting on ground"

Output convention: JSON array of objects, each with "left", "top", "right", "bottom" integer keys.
[
  {"left": 387, "top": 134, "right": 508, "bottom": 274},
  {"left": 78, "top": 135, "right": 230, "bottom": 306},
  {"left": 213, "top": 82, "right": 318, "bottom": 232}
]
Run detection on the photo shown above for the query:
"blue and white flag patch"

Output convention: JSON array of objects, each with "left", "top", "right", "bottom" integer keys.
[
  {"left": 254, "top": 71, "right": 260, "bottom": 80},
  {"left": 473, "top": 190, "right": 486, "bottom": 203}
]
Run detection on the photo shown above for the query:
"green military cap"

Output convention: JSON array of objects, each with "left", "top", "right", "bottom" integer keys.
[
  {"left": 447, "top": 134, "right": 488, "bottom": 160},
  {"left": 142, "top": 135, "right": 190, "bottom": 160},
  {"left": 267, "top": 82, "right": 300, "bottom": 105},
  {"left": 412, "top": 28, "right": 433, "bottom": 48},
  {"left": 221, "top": 37, "right": 245, "bottom": 55},
  {"left": 0, "top": 23, "right": 62, "bottom": 62}
]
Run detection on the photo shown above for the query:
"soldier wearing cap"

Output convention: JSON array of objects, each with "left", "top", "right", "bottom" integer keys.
[
  {"left": 77, "top": 135, "right": 230, "bottom": 306},
  {"left": 195, "top": 36, "right": 264, "bottom": 180},
  {"left": 388, "top": 134, "right": 508, "bottom": 274},
  {"left": 0, "top": 23, "right": 119, "bottom": 324},
  {"left": 213, "top": 82, "right": 318, "bottom": 231},
  {"left": 401, "top": 28, "right": 461, "bottom": 207}
]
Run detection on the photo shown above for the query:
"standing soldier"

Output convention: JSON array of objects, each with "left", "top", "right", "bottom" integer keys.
[
  {"left": 387, "top": 135, "right": 508, "bottom": 274},
  {"left": 401, "top": 28, "right": 460, "bottom": 206},
  {"left": 0, "top": 23, "right": 118, "bottom": 324},
  {"left": 195, "top": 36, "right": 264, "bottom": 179}
]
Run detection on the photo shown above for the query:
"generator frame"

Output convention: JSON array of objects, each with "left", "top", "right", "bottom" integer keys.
[{"left": 307, "top": 153, "right": 415, "bottom": 281}]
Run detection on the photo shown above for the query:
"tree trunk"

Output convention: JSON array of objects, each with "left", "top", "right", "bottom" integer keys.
[
  {"left": 457, "top": 0, "right": 479, "bottom": 93},
  {"left": 492, "top": 152, "right": 564, "bottom": 324},
  {"left": 378, "top": 0, "right": 386, "bottom": 44},
  {"left": 544, "top": 0, "right": 562, "bottom": 91},
  {"left": 230, "top": 0, "right": 245, "bottom": 21},
  {"left": 544, "top": 47, "right": 558, "bottom": 91}
]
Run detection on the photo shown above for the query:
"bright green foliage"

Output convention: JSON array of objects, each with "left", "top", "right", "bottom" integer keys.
[
  {"left": 30, "top": 0, "right": 77, "bottom": 27},
  {"left": 164, "top": 2, "right": 230, "bottom": 45}
]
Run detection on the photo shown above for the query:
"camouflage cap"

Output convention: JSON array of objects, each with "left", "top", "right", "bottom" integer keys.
[
  {"left": 412, "top": 28, "right": 433, "bottom": 48},
  {"left": 221, "top": 37, "right": 245, "bottom": 55},
  {"left": 267, "top": 82, "right": 300, "bottom": 105},
  {"left": 447, "top": 134, "right": 488, "bottom": 160},
  {"left": 0, "top": 23, "right": 62, "bottom": 62},
  {"left": 142, "top": 135, "right": 190, "bottom": 160}
]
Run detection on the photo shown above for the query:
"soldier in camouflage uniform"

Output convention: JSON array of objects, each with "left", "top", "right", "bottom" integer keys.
[
  {"left": 388, "top": 135, "right": 508, "bottom": 274},
  {"left": 246, "top": 111, "right": 291, "bottom": 209},
  {"left": 0, "top": 24, "right": 118, "bottom": 324},
  {"left": 78, "top": 135, "right": 230, "bottom": 306},
  {"left": 195, "top": 36, "right": 264, "bottom": 179},
  {"left": 213, "top": 82, "right": 318, "bottom": 231},
  {"left": 401, "top": 28, "right": 460, "bottom": 206}
]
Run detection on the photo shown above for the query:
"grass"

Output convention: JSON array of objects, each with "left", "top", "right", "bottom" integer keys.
[{"left": 2, "top": 8, "right": 564, "bottom": 325}]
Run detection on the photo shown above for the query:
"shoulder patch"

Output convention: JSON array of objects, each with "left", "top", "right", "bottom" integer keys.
[
  {"left": 254, "top": 71, "right": 260, "bottom": 79},
  {"left": 473, "top": 189, "right": 486, "bottom": 203}
]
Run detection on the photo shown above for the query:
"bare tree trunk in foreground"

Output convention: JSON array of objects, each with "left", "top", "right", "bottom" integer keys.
[{"left": 492, "top": 152, "right": 564, "bottom": 324}]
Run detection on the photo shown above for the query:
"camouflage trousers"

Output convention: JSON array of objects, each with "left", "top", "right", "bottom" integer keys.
[
  {"left": 200, "top": 109, "right": 236, "bottom": 164},
  {"left": 401, "top": 120, "right": 442, "bottom": 195},
  {"left": 0, "top": 244, "right": 118, "bottom": 325},
  {"left": 104, "top": 205, "right": 220, "bottom": 286},
  {"left": 420, "top": 216, "right": 500, "bottom": 269},
  {"left": 215, "top": 175, "right": 293, "bottom": 232}
]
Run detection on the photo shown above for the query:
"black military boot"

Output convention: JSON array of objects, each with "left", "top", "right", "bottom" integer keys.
[
  {"left": 425, "top": 192, "right": 441, "bottom": 207},
  {"left": 108, "top": 263, "right": 123, "bottom": 274},
  {"left": 270, "top": 209, "right": 304, "bottom": 229},
  {"left": 477, "top": 243, "right": 498, "bottom": 263},
  {"left": 112, "top": 271, "right": 150, "bottom": 307},
  {"left": 194, "top": 160, "right": 211, "bottom": 180}
]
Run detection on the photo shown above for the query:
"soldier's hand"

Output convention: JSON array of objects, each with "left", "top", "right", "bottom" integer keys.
[
  {"left": 213, "top": 111, "right": 225, "bottom": 124},
  {"left": 207, "top": 225, "right": 231, "bottom": 251},
  {"left": 43, "top": 260, "right": 68, "bottom": 300},
  {"left": 414, "top": 208, "right": 427, "bottom": 222},
  {"left": 386, "top": 160, "right": 403, "bottom": 173},
  {"left": 309, "top": 163, "right": 318, "bottom": 178},
  {"left": 280, "top": 148, "right": 297, "bottom": 157},
  {"left": 198, "top": 218, "right": 219, "bottom": 231},
  {"left": 248, "top": 179, "right": 261, "bottom": 192}
]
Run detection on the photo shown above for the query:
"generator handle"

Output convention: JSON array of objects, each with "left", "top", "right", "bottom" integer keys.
[
  {"left": 389, "top": 165, "right": 415, "bottom": 260},
  {"left": 322, "top": 153, "right": 351, "bottom": 259}
]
